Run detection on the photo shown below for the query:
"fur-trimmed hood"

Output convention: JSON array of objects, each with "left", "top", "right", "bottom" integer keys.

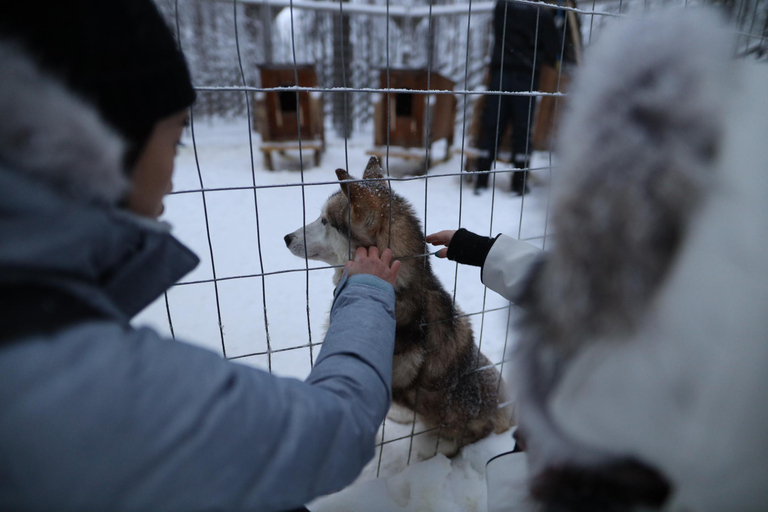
[
  {"left": 0, "top": 42, "right": 127, "bottom": 205},
  {"left": 504, "top": 9, "right": 768, "bottom": 512},
  {"left": 0, "top": 43, "right": 198, "bottom": 320}
]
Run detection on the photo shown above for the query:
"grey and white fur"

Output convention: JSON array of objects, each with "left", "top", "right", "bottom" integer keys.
[
  {"left": 0, "top": 42, "right": 127, "bottom": 205},
  {"left": 286, "top": 158, "right": 513, "bottom": 456},
  {"left": 510, "top": 9, "right": 738, "bottom": 511}
]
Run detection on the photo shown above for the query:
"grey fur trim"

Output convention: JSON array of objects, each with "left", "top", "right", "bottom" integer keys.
[
  {"left": 522, "top": 9, "right": 735, "bottom": 353},
  {"left": 0, "top": 42, "right": 127, "bottom": 205}
]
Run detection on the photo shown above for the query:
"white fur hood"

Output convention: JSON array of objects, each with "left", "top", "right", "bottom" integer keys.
[
  {"left": 550, "top": 60, "right": 768, "bottom": 510},
  {"left": 0, "top": 42, "right": 127, "bottom": 205},
  {"left": 504, "top": 9, "right": 768, "bottom": 512},
  {"left": 0, "top": 43, "right": 198, "bottom": 320}
]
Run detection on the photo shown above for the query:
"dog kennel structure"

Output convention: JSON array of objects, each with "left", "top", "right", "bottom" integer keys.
[
  {"left": 368, "top": 68, "right": 457, "bottom": 168},
  {"left": 254, "top": 64, "right": 325, "bottom": 170}
]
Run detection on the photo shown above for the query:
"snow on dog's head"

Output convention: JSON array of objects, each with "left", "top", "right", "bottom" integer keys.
[
  {"left": 284, "top": 157, "right": 423, "bottom": 275},
  {"left": 284, "top": 157, "right": 392, "bottom": 266}
]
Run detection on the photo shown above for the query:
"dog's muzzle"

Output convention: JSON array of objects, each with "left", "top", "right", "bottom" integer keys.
[{"left": 284, "top": 234, "right": 294, "bottom": 246}]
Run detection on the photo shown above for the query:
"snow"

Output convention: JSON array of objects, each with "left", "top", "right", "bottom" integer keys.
[{"left": 132, "top": 117, "right": 549, "bottom": 510}]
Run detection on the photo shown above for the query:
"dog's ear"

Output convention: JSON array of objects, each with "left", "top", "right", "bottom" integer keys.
[
  {"left": 362, "top": 157, "right": 391, "bottom": 201},
  {"left": 336, "top": 168, "right": 354, "bottom": 197},
  {"left": 336, "top": 168, "right": 381, "bottom": 227},
  {"left": 363, "top": 156, "right": 384, "bottom": 180},
  {"left": 336, "top": 168, "right": 370, "bottom": 201}
]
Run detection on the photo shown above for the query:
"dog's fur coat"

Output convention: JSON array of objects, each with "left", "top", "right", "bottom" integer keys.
[{"left": 286, "top": 157, "right": 511, "bottom": 453}]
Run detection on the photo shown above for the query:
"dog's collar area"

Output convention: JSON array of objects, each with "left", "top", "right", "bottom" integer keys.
[{"left": 393, "top": 250, "right": 439, "bottom": 261}]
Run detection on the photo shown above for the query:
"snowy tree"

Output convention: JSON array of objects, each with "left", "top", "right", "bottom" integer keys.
[{"left": 153, "top": 0, "right": 766, "bottom": 123}]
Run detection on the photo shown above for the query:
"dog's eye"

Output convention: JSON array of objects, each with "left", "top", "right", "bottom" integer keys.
[{"left": 321, "top": 218, "right": 328, "bottom": 226}]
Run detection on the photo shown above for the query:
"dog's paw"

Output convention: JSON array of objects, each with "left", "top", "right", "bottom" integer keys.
[
  {"left": 408, "top": 433, "right": 460, "bottom": 461},
  {"left": 386, "top": 402, "right": 419, "bottom": 424}
]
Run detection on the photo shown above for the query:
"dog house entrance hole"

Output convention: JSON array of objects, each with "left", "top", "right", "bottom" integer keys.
[
  {"left": 395, "top": 93, "right": 413, "bottom": 117},
  {"left": 278, "top": 87, "right": 298, "bottom": 113}
]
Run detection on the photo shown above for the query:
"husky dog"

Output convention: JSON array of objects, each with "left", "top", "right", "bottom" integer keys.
[{"left": 285, "top": 157, "right": 511, "bottom": 454}]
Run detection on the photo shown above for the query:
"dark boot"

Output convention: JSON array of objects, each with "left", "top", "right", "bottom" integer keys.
[
  {"left": 473, "top": 157, "right": 493, "bottom": 194},
  {"left": 511, "top": 171, "right": 529, "bottom": 195},
  {"left": 511, "top": 157, "right": 530, "bottom": 196},
  {"left": 474, "top": 172, "right": 489, "bottom": 193}
]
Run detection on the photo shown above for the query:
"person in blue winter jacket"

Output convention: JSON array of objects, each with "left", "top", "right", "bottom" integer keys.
[{"left": 0, "top": 2, "right": 400, "bottom": 511}]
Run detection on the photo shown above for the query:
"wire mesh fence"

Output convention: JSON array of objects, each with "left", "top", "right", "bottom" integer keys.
[{"left": 138, "top": 0, "right": 767, "bottom": 488}]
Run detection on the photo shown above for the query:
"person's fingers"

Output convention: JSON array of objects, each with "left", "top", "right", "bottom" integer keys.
[
  {"left": 426, "top": 230, "right": 454, "bottom": 246},
  {"left": 389, "top": 260, "right": 402, "bottom": 284},
  {"left": 355, "top": 246, "right": 367, "bottom": 261},
  {"left": 368, "top": 245, "right": 379, "bottom": 261},
  {"left": 380, "top": 248, "right": 393, "bottom": 268},
  {"left": 426, "top": 231, "right": 446, "bottom": 244},
  {"left": 437, "top": 248, "right": 448, "bottom": 258}
]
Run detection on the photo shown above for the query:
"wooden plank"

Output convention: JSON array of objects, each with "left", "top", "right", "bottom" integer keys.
[
  {"left": 260, "top": 140, "right": 324, "bottom": 151},
  {"left": 366, "top": 147, "right": 429, "bottom": 161}
]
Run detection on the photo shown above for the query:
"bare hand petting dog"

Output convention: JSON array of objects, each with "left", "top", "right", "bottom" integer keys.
[
  {"left": 425, "top": 230, "right": 457, "bottom": 259},
  {"left": 345, "top": 246, "right": 401, "bottom": 286}
]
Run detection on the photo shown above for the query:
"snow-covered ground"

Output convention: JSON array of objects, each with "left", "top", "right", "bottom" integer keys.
[{"left": 133, "top": 117, "right": 552, "bottom": 511}]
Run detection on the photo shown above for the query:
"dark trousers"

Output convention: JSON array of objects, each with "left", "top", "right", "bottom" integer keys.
[{"left": 475, "top": 68, "right": 537, "bottom": 190}]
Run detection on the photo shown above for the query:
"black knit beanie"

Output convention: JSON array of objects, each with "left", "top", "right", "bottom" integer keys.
[{"left": 0, "top": 0, "right": 196, "bottom": 170}]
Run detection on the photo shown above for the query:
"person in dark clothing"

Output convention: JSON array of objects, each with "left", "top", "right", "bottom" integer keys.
[
  {"left": 474, "top": 0, "right": 562, "bottom": 195},
  {"left": 0, "top": 1, "right": 400, "bottom": 511}
]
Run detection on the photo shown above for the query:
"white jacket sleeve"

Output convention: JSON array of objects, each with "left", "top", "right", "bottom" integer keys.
[{"left": 481, "top": 234, "right": 543, "bottom": 302}]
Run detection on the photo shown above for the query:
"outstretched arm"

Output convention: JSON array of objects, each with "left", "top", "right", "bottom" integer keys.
[
  {"left": 427, "top": 228, "right": 498, "bottom": 266},
  {"left": 0, "top": 252, "right": 398, "bottom": 512},
  {"left": 427, "top": 228, "right": 542, "bottom": 302}
]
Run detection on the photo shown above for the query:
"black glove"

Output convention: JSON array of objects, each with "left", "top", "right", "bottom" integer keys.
[{"left": 446, "top": 228, "right": 499, "bottom": 267}]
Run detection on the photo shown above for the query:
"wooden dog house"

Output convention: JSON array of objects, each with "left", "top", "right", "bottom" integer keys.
[
  {"left": 368, "top": 68, "right": 457, "bottom": 168},
  {"left": 255, "top": 64, "right": 325, "bottom": 170},
  {"left": 531, "top": 65, "right": 572, "bottom": 151}
]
